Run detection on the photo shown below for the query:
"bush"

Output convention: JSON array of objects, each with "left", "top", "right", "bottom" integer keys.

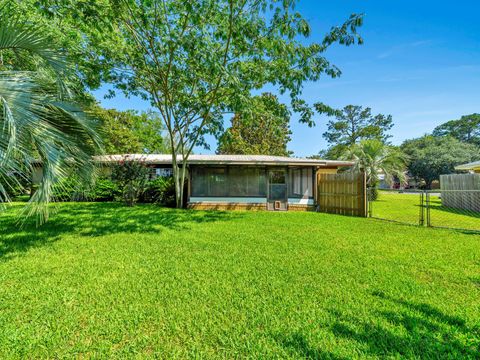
[
  {"left": 89, "top": 179, "right": 121, "bottom": 202},
  {"left": 52, "top": 177, "right": 121, "bottom": 202},
  {"left": 52, "top": 177, "right": 81, "bottom": 202},
  {"left": 111, "top": 157, "right": 149, "bottom": 206},
  {"left": 1, "top": 171, "right": 30, "bottom": 201},
  {"left": 142, "top": 177, "right": 176, "bottom": 207},
  {"left": 367, "top": 186, "right": 379, "bottom": 201}
]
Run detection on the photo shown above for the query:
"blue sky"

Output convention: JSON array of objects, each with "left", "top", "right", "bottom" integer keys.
[{"left": 93, "top": 0, "right": 480, "bottom": 157}]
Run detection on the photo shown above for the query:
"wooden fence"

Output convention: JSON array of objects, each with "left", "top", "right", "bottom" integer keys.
[
  {"left": 440, "top": 174, "right": 480, "bottom": 212},
  {"left": 316, "top": 172, "right": 367, "bottom": 217}
]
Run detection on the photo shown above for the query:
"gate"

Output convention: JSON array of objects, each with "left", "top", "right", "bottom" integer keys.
[{"left": 316, "top": 172, "right": 367, "bottom": 217}]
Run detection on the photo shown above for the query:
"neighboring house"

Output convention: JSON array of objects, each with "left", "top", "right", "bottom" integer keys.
[
  {"left": 455, "top": 160, "right": 480, "bottom": 174},
  {"left": 33, "top": 154, "right": 352, "bottom": 211}
]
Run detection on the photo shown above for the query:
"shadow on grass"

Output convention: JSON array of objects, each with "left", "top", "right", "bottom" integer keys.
[
  {"left": 276, "top": 291, "right": 479, "bottom": 358},
  {"left": 0, "top": 202, "right": 242, "bottom": 261},
  {"left": 329, "top": 291, "right": 478, "bottom": 358},
  {"left": 429, "top": 202, "right": 480, "bottom": 220},
  {"left": 275, "top": 332, "right": 350, "bottom": 360}
]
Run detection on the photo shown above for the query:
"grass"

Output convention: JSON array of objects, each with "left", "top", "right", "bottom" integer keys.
[
  {"left": 371, "top": 191, "right": 480, "bottom": 231},
  {"left": 0, "top": 202, "right": 479, "bottom": 358}
]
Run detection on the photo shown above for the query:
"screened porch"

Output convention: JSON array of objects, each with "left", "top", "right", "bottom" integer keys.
[{"left": 189, "top": 165, "right": 314, "bottom": 207}]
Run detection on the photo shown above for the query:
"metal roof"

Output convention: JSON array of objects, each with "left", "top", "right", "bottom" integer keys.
[
  {"left": 455, "top": 160, "right": 480, "bottom": 171},
  {"left": 94, "top": 154, "right": 354, "bottom": 167}
]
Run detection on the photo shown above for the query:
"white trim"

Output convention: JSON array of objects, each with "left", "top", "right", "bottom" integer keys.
[{"left": 288, "top": 198, "right": 314, "bottom": 205}]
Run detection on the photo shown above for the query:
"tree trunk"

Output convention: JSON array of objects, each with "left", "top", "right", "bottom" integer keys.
[
  {"left": 179, "top": 162, "right": 187, "bottom": 208},
  {"left": 172, "top": 153, "right": 188, "bottom": 209},
  {"left": 425, "top": 179, "right": 433, "bottom": 190}
]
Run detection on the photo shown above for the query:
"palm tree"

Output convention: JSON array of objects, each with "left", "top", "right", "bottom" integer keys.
[
  {"left": 0, "top": 11, "right": 102, "bottom": 223},
  {"left": 343, "top": 139, "right": 407, "bottom": 199}
]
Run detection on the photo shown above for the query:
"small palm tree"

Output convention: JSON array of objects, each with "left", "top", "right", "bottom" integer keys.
[
  {"left": 344, "top": 139, "right": 407, "bottom": 199},
  {"left": 0, "top": 11, "right": 102, "bottom": 223}
]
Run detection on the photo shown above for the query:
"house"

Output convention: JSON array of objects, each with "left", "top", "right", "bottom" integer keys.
[
  {"left": 91, "top": 154, "right": 354, "bottom": 211},
  {"left": 455, "top": 160, "right": 480, "bottom": 174}
]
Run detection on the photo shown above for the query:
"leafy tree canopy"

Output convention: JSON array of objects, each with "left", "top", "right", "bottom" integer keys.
[
  {"left": 91, "top": 106, "right": 168, "bottom": 154},
  {"left": 217, "top": 93, "right": 292, "bottom": 156},
  {"left": 322, "top": 104, "right": 393, "bottom": 148},
  {"left": 432, "top": 114, "right": 480, "bottom": 146},
  {"left": 313, "top": 105, "right": 393, "bottom": 160},
  {"left": 401, "top": 135, "right": 480, "bottom": 188}
]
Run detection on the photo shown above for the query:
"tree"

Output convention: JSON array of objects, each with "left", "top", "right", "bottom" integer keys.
[
  {"left": 320, "top": 105, "right": 393, "bottom": 157},
  {"left": 344, "top": 140, "right": 407, "bottom": 198},
  {"left": 91, "top": 106, "right": 168, "bottom": 154},
  {"left": 67, "top": 0, "right": 363, "bottom": 208},
  {"left": 311, "top": 144, "right": 348, "bottom": 160},
  {"left": 217, "top": 93, "right": 292, "bottom": 156},
  {"left": 401, "top": 135, "right": 480, "bottom": 189},
  {"left": 0, "top": 8, "right": 102, "bottom": 222},
  {"left": 432, "top": 114, "right": 480, "bottom": 146}
]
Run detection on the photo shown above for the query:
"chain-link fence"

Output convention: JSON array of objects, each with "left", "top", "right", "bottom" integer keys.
[
  {"left": 368, "top": 189, "right": 480, "bottom": 233},
  {"left": 426, "top": 190, "right": 480, "bottom": 232}
]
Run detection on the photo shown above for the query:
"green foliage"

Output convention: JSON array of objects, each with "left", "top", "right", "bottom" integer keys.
[
  {"left": 141, "top": 177, "right": 176, "bottom": 207},
  {"left": 111, "top": 156, "right": 149, "bottom": 206},
  {"left": 1, "top": 202, "right": 479, "bottom": 357},
  {"left": 0, "top": 7, "right": 102, "bottom": 222},
  {"left": 89, "top": 179, "right": 121, "bottom": 201},
  {"left": 322, "top": 105, "right": 394, "bottom": 150},
  {"left": 217, "top": 93, "right": 292, "bottom": 156},
  {"left": 311, "top": 144, "right": 349, "bottom": 160},
  {"left": 52, "top": 176, "right": 120, "bottom": 202},
  {"left": 52, "top": 0, "right": 363, "bottom": 207},
  {"left": 432, "top": 113, "right": 480, "bottom": 146},
  {"left": 344, "top": 139, "right": 407, "bottom": 194},
  {"left": 91, "top": 105, "right": 168, "bottom": 154},
  {"left": 401, "top": 135, "right": 480, "bottom": 189}
]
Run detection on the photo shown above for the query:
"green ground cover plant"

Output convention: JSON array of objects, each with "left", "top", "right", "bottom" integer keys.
[{"left": 0, "top": 203, "right": 479, "bottom": 358}]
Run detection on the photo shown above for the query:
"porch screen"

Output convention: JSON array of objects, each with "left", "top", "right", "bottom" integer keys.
[
  {"left": 289, "top": 168, "right": 313, "bottom": 198},
  {"left": 191, "top": 167, "right": 266, "bottom": 197}
]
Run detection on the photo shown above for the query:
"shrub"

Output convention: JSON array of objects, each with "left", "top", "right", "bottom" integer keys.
[
  {"left": 142, "top": 177, "right": 176, "bottom": 207},
  {"left": 52, "top": 177, "right": 120, "bottom": 202},
  {"left": 89, "top": 179, "right": 121, "bottom": 202},
  {"left": 367, "top": 186, "right": 379, "bottom": 201},
  {"left": 111, "top": 156, "right": 149, "bottom": 206},
  {"left": 1, "top": 171, "right": 31, "bottom": 201},
  {"left": 52, "top": 177, "right": 81, "bottom": 202}
]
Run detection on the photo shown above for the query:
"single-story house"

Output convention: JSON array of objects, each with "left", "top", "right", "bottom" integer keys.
[
  {"left": 455, "top": 160, "right": 480, "bottom": 174},
  {"left": 88, "top": 154, "right": 353, "bottom": 211}
]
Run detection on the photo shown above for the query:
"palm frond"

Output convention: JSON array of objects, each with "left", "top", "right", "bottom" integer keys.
[{"left": 0, "top": 11, "right": 102, "bottom": 224}]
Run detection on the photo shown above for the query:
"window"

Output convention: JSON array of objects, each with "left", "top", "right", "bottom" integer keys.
[
  {"left": 292, "top": 169, "right": 302, "bottom": 194},
  {"left": 208, "top": 168, "right": 227, "bottom": 196},
  {"left": 156, "top": 168, "right": 173, "bottom": 177},
  {"left": 191, "top": 166, "right": 266, "bottom": 197},
  {"left": 290, "top": 168, "right": 313, "bottom": 198}
]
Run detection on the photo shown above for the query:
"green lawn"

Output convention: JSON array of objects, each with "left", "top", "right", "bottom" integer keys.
[
  {"left": 0, "top": 203, "right": 479, "bottom": 358},
  {"left": 371, "top": 191, "right": 480, "bottom": 232}
]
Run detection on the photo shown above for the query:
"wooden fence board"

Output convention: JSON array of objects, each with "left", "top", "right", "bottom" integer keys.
[
  {"left": 440, "top": 174, "right": 480, "bottom": 212},
  {"left": 316, "top": 172, "right": 367, "bottom": 217}
]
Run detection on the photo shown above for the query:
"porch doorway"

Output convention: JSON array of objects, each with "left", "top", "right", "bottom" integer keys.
[{"left": 267, "top": 169, "right": 287, "bottom": 211}]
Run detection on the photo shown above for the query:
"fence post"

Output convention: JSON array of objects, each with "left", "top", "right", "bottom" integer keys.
[
  {"left": 367, "top": 188, "right": 373, "bottom": 217},
  {"left": 419, "top": 191, "right": 424, "bottom": 226},
  {"left": 425, "top": 191, "right": 431, "bottom": 227}
]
